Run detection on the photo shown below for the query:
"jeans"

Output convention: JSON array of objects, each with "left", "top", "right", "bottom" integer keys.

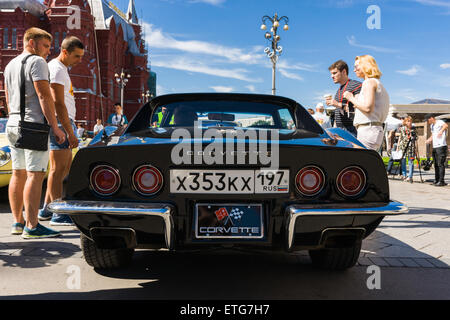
[
  {"left": 407, "top": 158, "right": 414, "bottom": 179},
  {"left": 386, "top": 157, "right": 407, "bottom": 177},
  {"left": 433, "top": 146, "right": 448, "bottom": 183},
  {"left": 49, "top": 119, "right": 78, "bottom": 150}
]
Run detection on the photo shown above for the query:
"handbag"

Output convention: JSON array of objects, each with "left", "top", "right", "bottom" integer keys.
[
  {"left": 391, "top": 150, "right": 403, "bottom": 161},
  {"left": 14, "top": 54, "right": 51, "bottom": 152}
]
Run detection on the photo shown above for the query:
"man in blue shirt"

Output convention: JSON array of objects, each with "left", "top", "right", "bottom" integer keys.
[{"left": 107, "top": 103, "right": 128, "bottom": 127}]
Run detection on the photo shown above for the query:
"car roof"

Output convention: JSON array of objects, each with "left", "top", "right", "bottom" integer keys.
[{"left": 149, "top": 93, "right": 300, "bottom": 110}]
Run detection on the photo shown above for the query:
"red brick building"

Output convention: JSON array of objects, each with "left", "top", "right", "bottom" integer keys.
[{"left": 0, "top": 0, "right": 150, "bottom": 129}]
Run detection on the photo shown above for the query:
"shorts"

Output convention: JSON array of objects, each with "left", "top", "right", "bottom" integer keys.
[
  {"left": 50, "top": 119, "right": 78, "bottom": 151},
  {"left": 357, "top": 125, "right": 384, "bottom": 151},
  {"left": 6, "top": 126, "right": 49, "bottom": 172}
]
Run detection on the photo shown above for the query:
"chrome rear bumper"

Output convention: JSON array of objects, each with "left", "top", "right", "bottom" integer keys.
[
  {"left": 285, "top": 201, "right": 408, "bottom": 251},
  {"left": 47, "top": 201, "right": 175, "bottom": 250},
  {"left": 48, "top": 200, "right": 408, "bottom": 252}
]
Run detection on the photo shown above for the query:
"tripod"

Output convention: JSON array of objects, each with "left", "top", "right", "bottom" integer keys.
[
  {"left": 391, "top": 134, "right": 423, "bottom": 183},
  {"left": 413, "top": 137, "right": 424, "bottom": 183}
]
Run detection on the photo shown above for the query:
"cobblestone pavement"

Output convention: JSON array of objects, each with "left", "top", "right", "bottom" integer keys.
[
  {"left": 0, "top": 172, "right": 448, "bottom": 267},
  {"left": 356, "top": 170, "right": 450, "bottom": 269},
  {"left": 0, "top": 169, "right": 448, "bottom": 299}
]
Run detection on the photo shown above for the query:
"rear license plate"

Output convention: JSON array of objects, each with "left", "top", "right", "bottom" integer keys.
[
  {"left": 195, "top": 204, "right": 264, "bottom": 239},
  {"left": 170, "top": 169, "right": 289, "bottom": 194}
]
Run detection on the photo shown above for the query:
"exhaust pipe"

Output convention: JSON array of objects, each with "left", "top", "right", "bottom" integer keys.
[
  {"left": 90, "top": 227, "right": 138, "bottom": 250},
  {"left": 319, "top": 228, "right": 366, "bottom": 249}
]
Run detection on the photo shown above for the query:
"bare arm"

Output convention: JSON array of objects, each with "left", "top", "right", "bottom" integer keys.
[
  {"left": 50, "top": 83, "right": 78, "bottom": 148},
  {"left": 345, "top": 79, "right": 377, "bottom": 114},
  {"left": 33, "top": 80, "right": 65, "bottom": 144},
  {"left": 4, "top": 83, "right": 9, "bottom": 114},
  {"left": 428, "top": 122, "right": 449, "bottom": 144},
  {"left": 439, "top": 122, "right": 448, "bottom": 137}
]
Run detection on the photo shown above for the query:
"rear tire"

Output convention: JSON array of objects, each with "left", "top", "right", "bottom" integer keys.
[
  {"left": 309, "top": 241, "right": 362, "bottom": 270},
  {"left": 80, "top": 233, "right": 134, "bottom": 269}
]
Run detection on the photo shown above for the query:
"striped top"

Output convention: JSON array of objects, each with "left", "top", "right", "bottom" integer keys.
[{"left": 333, "top": 79, "right": 363, "bottom": 130}]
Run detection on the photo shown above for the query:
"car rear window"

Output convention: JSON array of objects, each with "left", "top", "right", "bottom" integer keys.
[{"left": 150, "top": 100, "right": 296, "bottom": 130}]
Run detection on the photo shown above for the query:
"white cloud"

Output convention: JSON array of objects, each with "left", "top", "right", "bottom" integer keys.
[
  {"left": 210, "top": 86, "right": 234, "bottom": 93},
  {"left": 414, "top": 0, "right": 450, "bottom": 8},
  {"left": 347, "top": 35, "right": 398, "bottom": 53},
  {"left": 278, "top": 69, "right": 304, "bottom": 81},
  {"left": 189, "top": 0, "right": 226, "bottom": 5},
  {"left": 156, "top": 84, "right": 167, "bottom": 96},
  {"left": 277, "top": 60, "right": 319, "bottom": 73},
  {"left": 245, "top": 85, "right": 256, "bottom": 93},
  {"left": 143, "top": 23, "right": 263, "bottom": 65},
  {"left": 413, "top": 0, "right": 450, "bottom": 14},
  {"left": 335, "top": 0, "right": 354, "bottom": 7},
  {"left": 144, "top": 21, "right": 321, "bottom": 87},
  {"left": 396, "top": 65, "right": 421, "bottom": 76},
  {"left": 144, "top": 22, "right": 317, "bottom": 72},
  {"left": 151, "top": 56, "right": 262, "bottom": 82},
  {"left": 440, "top": 63, "right": 450, "bottom": 69},
  {"left": 391, "top": 88, "right": 420, "bottom": 103}
]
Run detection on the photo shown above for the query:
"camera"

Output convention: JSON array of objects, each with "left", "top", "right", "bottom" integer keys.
[{"left": 421, "top": 159, "right": 433, "bottom": 171}]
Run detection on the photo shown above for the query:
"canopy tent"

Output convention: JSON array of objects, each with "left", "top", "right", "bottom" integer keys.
[{"left": 384, "top": 115, "right": 403, "bottom": 131}]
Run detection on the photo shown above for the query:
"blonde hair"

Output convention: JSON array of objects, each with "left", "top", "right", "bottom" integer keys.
[
  {"left": 355, "top": 55, "right": 382, "bottom": 79},
  {"left": 24, "top": 27, "right": 52, "bottom": 45}
]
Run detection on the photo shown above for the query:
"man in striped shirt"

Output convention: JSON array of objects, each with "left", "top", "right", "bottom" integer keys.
[{"left": 325, "top": 60, "right": 362, "bottom": 136}]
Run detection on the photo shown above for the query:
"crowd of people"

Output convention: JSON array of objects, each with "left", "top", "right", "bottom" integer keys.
[
  {"left": 310, "top": 56, "right": 389, "bottom": 152},
  {"left": 3, "top": 27, "right": 132, "bottom": 239},
  {"left": 311, "top": 56, "right": 448, "bottom": 185},
  {"left": 1, "top": 28, "right": 448, "bottom": 240}
]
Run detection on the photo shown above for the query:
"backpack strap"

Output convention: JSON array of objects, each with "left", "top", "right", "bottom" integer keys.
[{"left": 20, "top": 54, "right": 46, "bottom": 123}]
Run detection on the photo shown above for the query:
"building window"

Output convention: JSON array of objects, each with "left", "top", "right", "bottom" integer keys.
[
  {"left": 3, "top": 28, "right": 8, "bottom": 49},
  {"left": 54, "top": 32, "right": 59, "bottom": 50},
  {"left": 93, "top": 74, "right": 97, "bottom": 94},
  {"left": 11, "top": 29, "right": 16, "bottom": 49}
]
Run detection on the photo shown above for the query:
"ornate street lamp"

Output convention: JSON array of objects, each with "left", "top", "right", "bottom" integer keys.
[
  {"left": 261, "top": 13, "right": 289, "bottom": 95},
  {"left": 115, "top": 68, "right": 131, "bottom": 113},
  {"left": 141, "top": 90, "right": 152, "bottom": 103}
]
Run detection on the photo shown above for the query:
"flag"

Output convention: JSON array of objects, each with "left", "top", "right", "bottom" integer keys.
[
  {"left": 229, "top": 208, "right": 244, "bottom": 222},
  {"left": 215, "top": 207, "right": 229, "bottom": 221}
]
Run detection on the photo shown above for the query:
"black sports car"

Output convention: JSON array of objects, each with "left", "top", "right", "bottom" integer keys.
[{"left": 49, "top": 93, "right": 407, "bottom": 270}]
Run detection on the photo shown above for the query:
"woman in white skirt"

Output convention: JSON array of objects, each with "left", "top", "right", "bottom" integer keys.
[{"left": 343, "top": 55, "right": 390, "bottom": 151}]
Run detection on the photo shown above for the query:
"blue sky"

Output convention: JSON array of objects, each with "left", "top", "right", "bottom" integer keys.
[{"left": 89, "top": 0, "right": 450, "bottom": 106}]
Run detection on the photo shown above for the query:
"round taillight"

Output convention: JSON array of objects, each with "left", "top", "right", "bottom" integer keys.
[
  {"left": 90, "top": 165, "right": 121, "bottom": 196},
  {"left": 133, "top": 165, "right": 163, "bottom": 196},
  {"left": 295, "top": 166, "right": 325, "bottom": 197},
  {"left": 336, "top": 166, "right": 366, "bottom": 197}
]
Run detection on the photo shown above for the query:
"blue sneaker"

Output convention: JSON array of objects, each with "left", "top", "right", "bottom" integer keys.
[
  {"left": 50, "top": 214, "right": 75, "bottom": 226},
  {"left": 38, "top": 206, "right": 53, "bottom": 221},
  {"left": 11, "top": 223, "right": 25, "bottom": 235},
  {"left": 22, "top": 224, "right": 61, "bottom": 239}
]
